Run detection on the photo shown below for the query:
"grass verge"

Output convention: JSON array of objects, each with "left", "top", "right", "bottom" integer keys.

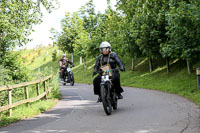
[
  {"left": 72, "top": 56, "right": 200, "bottom": 106},
  {"left": 0, "top": 99, "right": 58, "bottom": 127}
]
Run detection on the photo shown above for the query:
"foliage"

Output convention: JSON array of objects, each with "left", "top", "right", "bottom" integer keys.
[
  {"left": 0, "top": 65, "right": 11, "bottom": 86},
  {"left": 57, "top": 12, "right": 80, "bottom": 54},
  {"left": 1, "top": 52, "right": 31, "bottom": 83},
  {"left": 49, "top": 28, "right": 60, "bottom": 45},
  {"left": 53, "top": 0, "right": 200, "bottom": 73},
  {"left": 0, "top": 52, "right": 31, "bottom": 106},
  {"left": 116, "top": 0, "right": 200, "bottom": 72},
  {"left": 0, "top": 65, "right": 10, "bottom": 106},
  {"left": 0, "top": 0, "right": 58, "bottom": 57},
  {"left": 161, "top": 0, "right": 200, "bottom": 63}
]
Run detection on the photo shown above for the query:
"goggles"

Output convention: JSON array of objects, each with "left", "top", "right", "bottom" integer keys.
[{"left": 101, "top": 47, "right": 109, "bottom": 51}]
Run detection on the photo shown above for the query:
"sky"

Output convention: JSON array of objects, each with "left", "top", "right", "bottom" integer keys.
[{"left": 21, "top": 0, "right": 116, "bottom": 49}]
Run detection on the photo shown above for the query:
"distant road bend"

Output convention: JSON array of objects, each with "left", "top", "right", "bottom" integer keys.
[{"left": 0, "top": 83, "right": 200, "bottom": 133}]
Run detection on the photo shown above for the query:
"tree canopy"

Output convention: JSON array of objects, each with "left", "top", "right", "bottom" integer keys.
[
  {"left": 0, "top": 0, "right": 58, "bottom": 57},
  {"left": 53, "top": 0, "right": 200, "bottom": 73}
]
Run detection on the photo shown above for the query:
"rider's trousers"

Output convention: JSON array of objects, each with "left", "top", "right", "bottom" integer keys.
[{"left": 93, "top": 72, "right": 124, "bottom": 96}]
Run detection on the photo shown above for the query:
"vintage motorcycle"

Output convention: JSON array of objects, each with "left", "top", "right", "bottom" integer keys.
[
  {"left": 100, "top": 68, "right": 118, "bottom": 115},
  {"left": 62, "top": 66, "right": 74, "bottom": 86}
]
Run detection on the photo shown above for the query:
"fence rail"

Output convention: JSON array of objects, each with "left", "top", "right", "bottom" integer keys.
[{"left": 0, "top": 74, "right": 53, "bottom": 116}]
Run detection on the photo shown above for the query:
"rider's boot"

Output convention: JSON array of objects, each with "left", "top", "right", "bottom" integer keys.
[
  {"left": 118, "top": 93, "right": 123, "bottom": 99},
  {"left": 97, "top": 95, "right": 102, "bottom": 103}
]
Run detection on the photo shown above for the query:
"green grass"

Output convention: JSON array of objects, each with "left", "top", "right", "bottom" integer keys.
[
  {"left": 72, "top": 55, "right": 200, "bottom": 106},
  {"left": 0, "top": 99, "right": 57, "bottom": 127},
  {"left": 120, "top": 58, "right": 200, "bottom": 104}
]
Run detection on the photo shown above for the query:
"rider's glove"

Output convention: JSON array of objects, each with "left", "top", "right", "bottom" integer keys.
[
  {"left": 99, "top": 69, "right": 104, "bottom": 75},
  {"left": 70, "top": 64, "right": 75, "bottom": 68},
  {"left": 92, "top": 71, "right": 97, "bottom": 76},
  {"left": 120, "top": 67, "right": 125, "bottom": 72}
]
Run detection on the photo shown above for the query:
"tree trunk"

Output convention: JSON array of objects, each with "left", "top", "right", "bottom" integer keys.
[
  {"left": 166, "top": 57, "right": 170, "bottom": 73},
  {"left": 187, "top": 60, "right": 193, "bottom": 74},
  {"left": 80, "top": 56, "right": 83, "bottom": 64},
  {"left": 84, "top": 58, "right": 87, "bottom": 70},
  {"left": 0, "top": 33, "right": 2, "bottom": 59},
  {"left": 132, "top": 57, "right": 135, "bottom": 71},
  {"left": 149, "top": 57, "right": 153, "bottom": 72},
  {"left": 71, "top": 53, "right": 74, "bottom": 63}
]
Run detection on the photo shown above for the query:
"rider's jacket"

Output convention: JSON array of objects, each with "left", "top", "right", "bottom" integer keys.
[
  {"left": 59, "top": 58, "right": 74, "bottom": 68},
  {"left": 94, "top": 52, "right": 125, "bottom": 73}
]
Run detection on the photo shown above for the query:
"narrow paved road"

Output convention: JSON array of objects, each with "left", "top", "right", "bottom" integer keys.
[{"left": 0, "top": 83, "right": 200, "bottom": 133}]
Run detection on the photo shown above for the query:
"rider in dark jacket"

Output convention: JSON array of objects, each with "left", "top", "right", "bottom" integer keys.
[
  {"left": 59, "top": 54, "right": 74, "bottom": 79},
  {"left": 93, "top": 41, "right": 125, "bottom": 102}
]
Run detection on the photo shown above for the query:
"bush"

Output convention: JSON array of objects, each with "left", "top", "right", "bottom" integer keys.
[
  {"left": 1, "top": 52, "right": 32, "bottom": 85},
  {"left": 0, "top": 65, "right": 11, "bottom": 86},
  {"left": 0, "top": 52, "right": 32, "bottom": 106}
]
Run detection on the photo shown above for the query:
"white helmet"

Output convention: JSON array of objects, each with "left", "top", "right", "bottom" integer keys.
[
  {"left": 100, "top": 41, "right": 111, "bottom": 49},
  {"left": 62, "top": 54, "right": 66, "bottom": 57}
]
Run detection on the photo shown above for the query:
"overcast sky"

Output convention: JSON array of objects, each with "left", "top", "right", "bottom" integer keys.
[{"left": 22, "top": 0, "right": 116, "bottom": 49}]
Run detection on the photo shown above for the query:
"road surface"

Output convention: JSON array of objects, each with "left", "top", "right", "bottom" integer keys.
[{"left": 0, "top": 83, "right": 200, "bottom": 133}]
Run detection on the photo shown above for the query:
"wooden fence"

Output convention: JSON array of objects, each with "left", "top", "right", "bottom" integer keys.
[{"left": 0, "top": 75, "right": 53, "bottom": 116}]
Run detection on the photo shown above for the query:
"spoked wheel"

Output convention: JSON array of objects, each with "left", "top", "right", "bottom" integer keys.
[
  {"left": 101, "top": 83, "right": 112, "bottom": 115},
  {"left": 70, "top": 73, "right": 74, "bottom": 86}
]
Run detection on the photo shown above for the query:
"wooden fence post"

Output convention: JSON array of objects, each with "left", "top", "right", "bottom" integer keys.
[
  {"left": 43, "top": 81, "right": 47, "bottom": 99},
  {"left": 48, "top": 77, "right": 51, "bottom": 89},
  {"left": 0, "top": 75, "right": 53, "bottom": 114},
  {"left": 24, "top": 86, "right": 30, "bottom": 107},
  {"left": 8, "top": 90, "right": 12, "bottom": 116},
  {"left": 36, "top": 83, "right": 40, "bottom": 96}
]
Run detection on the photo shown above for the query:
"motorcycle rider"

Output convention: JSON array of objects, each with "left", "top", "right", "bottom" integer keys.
[
  {"left": 59, "top": 54, "right": 74, "bottom": 79},
  {"left": 93, "top": 41, "right": 125, "bottom": 102}
]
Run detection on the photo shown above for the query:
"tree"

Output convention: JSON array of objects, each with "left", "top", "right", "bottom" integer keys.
[
  {"left": 86, "top": 13, "right": 106, "bottom": 57},
  {"left": 49, "top": 28, "right": 60, "bottom": 46},
  {"left": 79, "top": 0, "right": 97, "bottom": 39},
  {"left": 117, "top": 0, "right": 169, "bottom": 72},
  {"left": 116, "top": 1, "right": 142, "bottom": 70},
  {"left": 0, "top": 0, "right": 58, "bottom": 58},
  {"left": 75, "top": 30, "right": 91, "bottom": 70},
  {"left": 162, "top": 0, "right": 200, "bottom": 74},
  {"left": 57, "top": 12, "right": 81, "bottom": 62}
]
